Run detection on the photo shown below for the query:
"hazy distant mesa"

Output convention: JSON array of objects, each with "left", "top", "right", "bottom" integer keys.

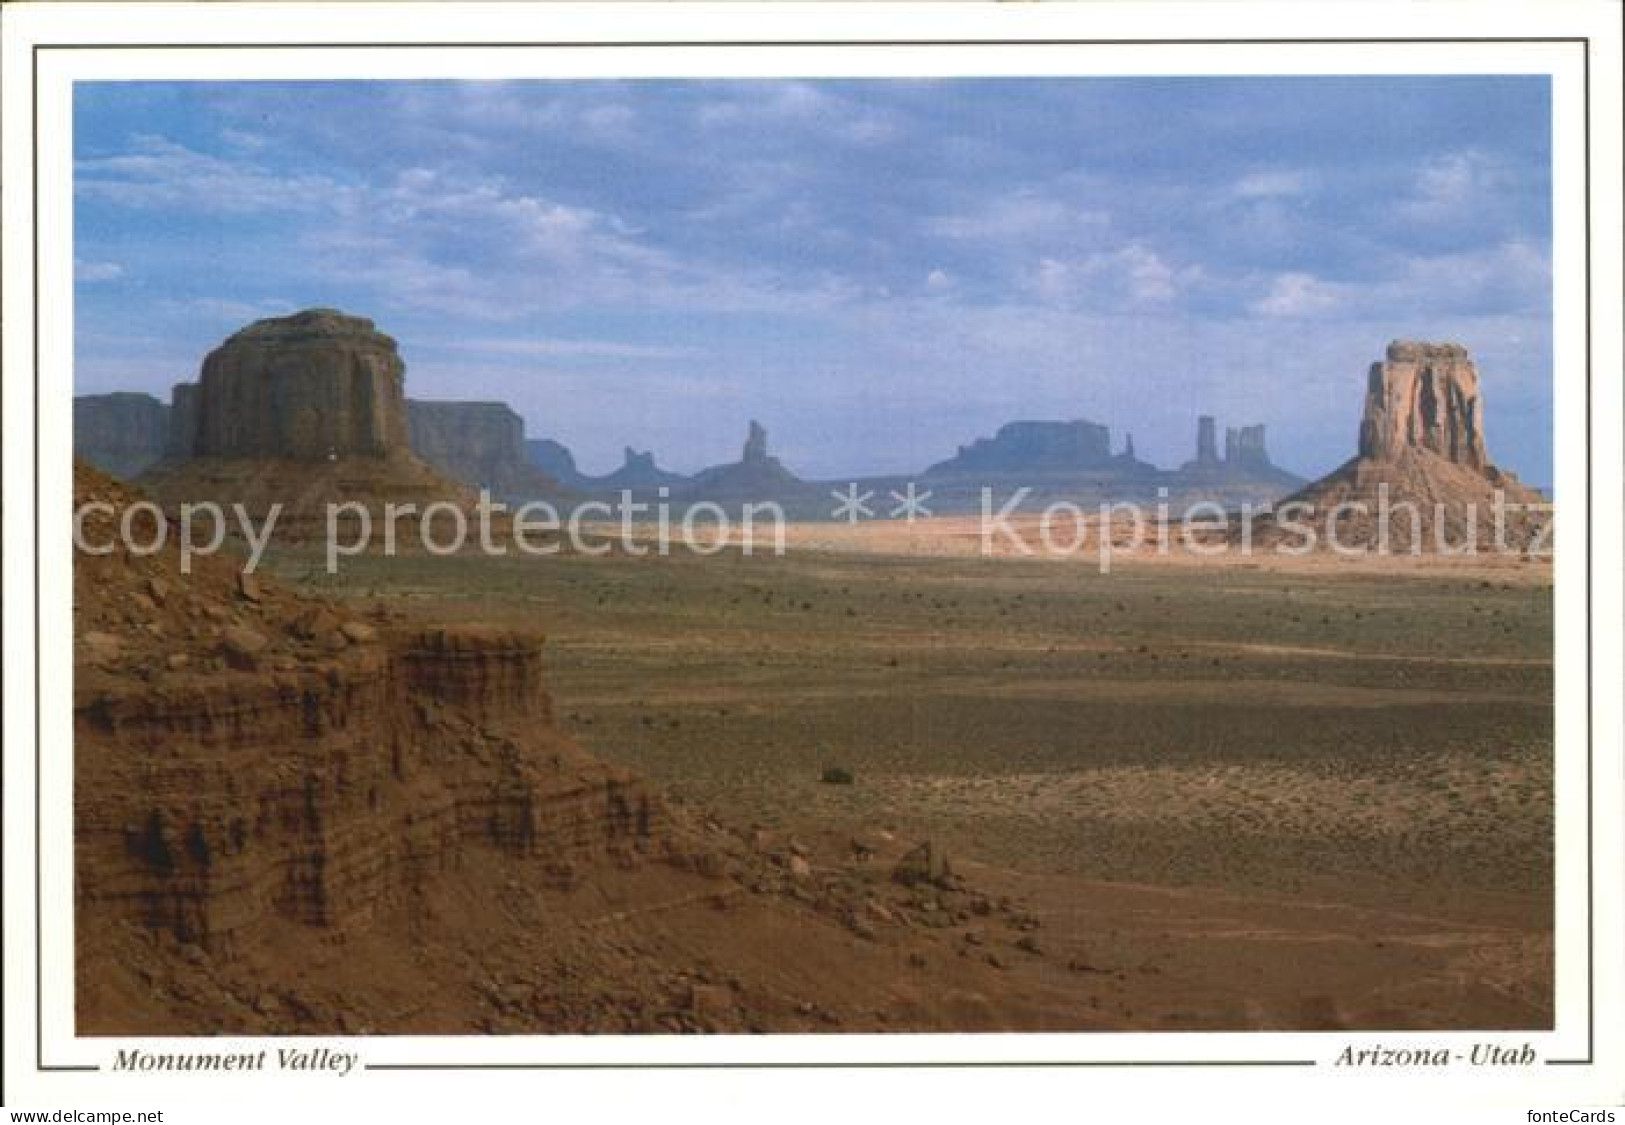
[{"left": 76, "top": 308, "right": 1304, "bottom": 515}]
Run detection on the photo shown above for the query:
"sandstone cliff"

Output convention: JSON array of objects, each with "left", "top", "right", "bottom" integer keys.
[
  {"left": 167, "top": 382, "right": 199, "bottom": 459},
  {"left": 1359, "top": 341, "right": 1485, "bottom": 470},
  {"left": 74, "top": 392, "right": 170, "bottom": 479},
  {"left": 1256, "top": 341, "right": 1548, "bottom": 552},
  {"left": 406, "top": 399, "right": 560, "bottom": 500},
  {"left": 141, "top": 309, "right": 471, "bottom": 527},
  {"left": 193, "top": 309, "right": 408, "bottom": 459},
  {"left": 76, "top": 461, "right": 1052, "bottom": 1033}
]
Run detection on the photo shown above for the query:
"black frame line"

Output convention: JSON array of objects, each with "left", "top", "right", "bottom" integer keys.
[{"left": 20, "top": 32, "right": 1597, "bottom": 1077}]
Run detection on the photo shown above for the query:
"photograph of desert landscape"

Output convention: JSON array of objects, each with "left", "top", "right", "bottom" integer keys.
[{"left": 70, "top": 76, "right": 1557, "bottom": 1037}]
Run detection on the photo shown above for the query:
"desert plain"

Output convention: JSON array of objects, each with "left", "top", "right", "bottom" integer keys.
[{"left": 261, "top": 526, "right": 1553, "bottom": 1032}]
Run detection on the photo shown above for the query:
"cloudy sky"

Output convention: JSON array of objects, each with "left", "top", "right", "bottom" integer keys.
[{"left": 74, "top": 78, "right": 1552, "bottom": 483}]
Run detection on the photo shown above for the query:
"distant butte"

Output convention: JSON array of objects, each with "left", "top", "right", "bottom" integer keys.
[{"left": 1257, "top": 341, "right": 1548, "bottom": 551}]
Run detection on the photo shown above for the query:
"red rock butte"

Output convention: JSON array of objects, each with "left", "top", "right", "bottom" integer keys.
[
  {"left": 1257, "top": 340, "right": 1548, "bottom": 552},
  {"left": 192, "top": 308, "right": 410, "bottom": 460},
  {"left": 144, "top": 308, "right": 473, "bottom": 523},
  {"left": 1358, "top": 340, "right": 1487, "bottom": 471}
]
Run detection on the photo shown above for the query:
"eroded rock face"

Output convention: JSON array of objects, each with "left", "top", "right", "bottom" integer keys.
[
  {"left": 600, "top": 447, "right": 689, "bottom": 490},
  {"left": 1358, "top": 341, "right": 1486, "bottom": 470},
  {"left": 742, "top": 420, "right": 770, "bottom": 466},
  {"left": 74, "top": 462, "right": 660, "bottom": 951},
  {"left": 1225, "top": 425, "right": 1270, "bottom": 470},
  {"left": 686, "top": 420, "right": 807, "bottom": 498},
  {"left": 407, "top": 400, "right": 558, "bottom": 499},
  {"left": 74, "top": 392, "right": 170, "bottom": 479},
  {"left": 1257, "top": 341, "right": 1547, "bottom": 551},
  {"left": 526, "top": 439, "right": 585, "bottom": 488},
  {"left": 1195, "top": 415, "right": 1220, "bottom": 467},
  {"left": 926, "top": 419, "right": 1114, "bottom": 476},
  {"left": 140, "top": 310, "right": 474, "bottom": 526},
  {"left": 167, "top": 383, "right": 199, "bottom": 459},
  {"left": 193, "top": 309, "right": 409, "bottom": 460}
]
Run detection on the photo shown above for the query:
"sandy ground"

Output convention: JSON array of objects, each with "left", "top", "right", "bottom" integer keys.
[{"left": 264, "top": 519, "right": 1554, "bottom": 1029}]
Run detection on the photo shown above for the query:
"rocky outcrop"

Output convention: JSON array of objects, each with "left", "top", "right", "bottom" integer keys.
[
  {"left": 1225, "top": 425, "right": 1269, "bottom": 471},
  {"left": 1174, "top": 416, "right": 1301, "bottom": 495},
  {"left": 406, "top": 400, "right": 559, "bottom": 500},
  {"left": 1257, "top": 341, "right": 1547, "bottom": 551},
  {"left": 1194, "top": 415, "right": 1220, "bottom": 467},
  {"left": 193, "top": 309, "right": 409, "bottom": 459},
  {"left": 74, "top": 461, "right": 1052, "bottom": 1035},
  {"left": 167, "top": 382, "right": 199, "bottom": 459},
  {"left": 75, "top": 462, "right": 663, "bottom": 955},
  {"left": 74, "top": 392, "right": 170, "bottom": 479},
  {"left": 526, "top": 439, "right": 589, "bottom": 489},
  {"left": 598, "top": 447, "right": 689, "bottom": 491},
  {"left": 524, "top": 439, "right": 688, "bottom": 494},
  {"left": 742, "top": 420, "right": 769, "bottom": 466},
  {"left": 926, "top": 420, "right": 1114, "bottom": 477},
  {"left": 140, "top": 309, "right": 471, "bottom": 526},
  {"left": 685, "top": 420, "right": 806, "bottom": 499},
  {"left": 1359, "top": 341, "right": 1486, "bottom": 470}
]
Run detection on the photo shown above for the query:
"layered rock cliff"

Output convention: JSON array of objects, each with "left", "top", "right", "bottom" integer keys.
[
  {"left": 76, "top": 462, "right": 661, "bottom": 951},
  {"left": 75, "top": 461, "right": 1054, "bottom": 1034},
  {"left": 406, "top": 399, "right": 560, "bottom": 500},
  {"left": 167, "top": 382, "right": 199, "bottom": 459},
  {"left": 1258, "top": 341, "right": 1548, "bottom": 551},
  {"left": 140, "top": 309, "right": 470, "bottom": 526},
  {"left": 74, "top": 392, "right": 170, "bottom": 479},
  {"left": 1359, "top": 341, "right": 1486, "bottom": 470},
  {"left": 193, "top": 309, "right": 409, "bottom": 459}
]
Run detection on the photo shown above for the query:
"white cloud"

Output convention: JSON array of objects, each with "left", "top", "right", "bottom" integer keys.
[
  {"left": 927, "top": 191, "right": 1111, "bottom": 243},
  {"left": 1032, "top": 243, "right": 1202, "bottom": 308},
  {"left": 74, "top": 259, "right": 123, "bottom": 282},
  {"left": 1231, "top": 169, "right": 1310, "bottom": 199},
  {"left": 1395, "top": 149, "right": 1511, "bottom": 228},
  {"left": 1251, "top": 272, "right": 1343, "bottom": 318},
  {"left": 692, "top": 82, "right": 896, "bottom": 145},
  {"left": 75, "top": 134, "right": 347, "bottom": 214}
]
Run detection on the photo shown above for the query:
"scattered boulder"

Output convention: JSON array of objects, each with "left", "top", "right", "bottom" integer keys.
[
  {"left": 82, "top": 631, "right": 125, "bottom": 664},
  {"left": 339, "top": 620, "right": 378, "bottom": 645},
  {"left": 220, "top": 625, "right": 269, "bottom": 670},
  {"left": 893, "top": 841, "right": 954, "bottom": 889}
]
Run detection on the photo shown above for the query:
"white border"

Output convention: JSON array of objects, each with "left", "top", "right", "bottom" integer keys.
[{"left": 4, "top": 2, "right": 1622, "bottom": 1116}]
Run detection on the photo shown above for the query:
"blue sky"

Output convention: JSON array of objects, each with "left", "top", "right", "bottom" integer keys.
[{"left": 74, "top": 78, "right": 1552, "bottom": 482}]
